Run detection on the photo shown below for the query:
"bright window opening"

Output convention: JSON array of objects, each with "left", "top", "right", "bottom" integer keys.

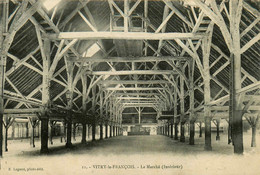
[
  {"left": 82, "top": 43, "right": 100, "bottom": 57},
  {"left": 43, "top": 0, "right": 62, "bottom": 11}
]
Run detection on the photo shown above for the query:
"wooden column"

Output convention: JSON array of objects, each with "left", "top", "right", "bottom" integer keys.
[
  {"left": 202, "top": 27, "right": 213, "bottom": 150},
  {"left": 91, "top": 84, "right": 96, "bottom": 141},
  {"left": 216, "top": 119, "right": 220, "bottom": 141},
  {"left": 100, "top": 124, "right": 103, "bottom": 140},
  {"left": 105, "top": 123, "right": 108, "bottom": 139},
  {"left": 246, "top": 116, "right": 259, "bottom": 147},
  {"left": 229, "top": 0, "right": 243, "bottom": 154},
  {"left": 40, "top": 37, "right": 51, "bottom": 154},
  {"left": 40, "top": 118, "right": 49, "bottom": 153},
  {"left": 113, "top": 125, "right": 115, "bottom": 137},
  {"left": 73, "top": 123, "right": 77, "bottom": 141},
  {"left": 189, "top": 121, "right": 195, "bottom": 145},
  {"left": 81, "top": 75, "right": 87, "bottom": 144},
  {"left": 199, "top": 122, "right": 202, "bottom": 137},
  {"left": 0, "top": 1, "right": 8, "bottom": 157},
  {"left": 189, "top": 60, "right": 195, "bottom": 145},
  {"left": 110, "top": 124, "right": 112, "bottom": 137},
  {"left": 180, "top": 75, "right": 185, "bottom": 142},
  {"left": 66, "top": 117, "right": 73, "bottom": 147},
  {"left": 167, "top": 121, "right": 170, "bottom": 137},
  {"left": 170, "top": 122, "right": 173, "bottom": 138},
  {"left": 65, "top": 59, "right": 74, "bottom": 148},
  {"left": 28, "top": 118, "right": 38, "bottom": 148},
  {"left": 99, "top": 90, "right": 103, "bottom": 140}
]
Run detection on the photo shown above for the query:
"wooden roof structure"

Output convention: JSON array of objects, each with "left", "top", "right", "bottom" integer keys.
[{"left": 0, "top": 0, "right": 259, "bottom": 154}]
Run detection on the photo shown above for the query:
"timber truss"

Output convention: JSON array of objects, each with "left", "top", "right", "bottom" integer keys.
[{"left": 0, "top": 0, "right": 259, "bottom": 155}]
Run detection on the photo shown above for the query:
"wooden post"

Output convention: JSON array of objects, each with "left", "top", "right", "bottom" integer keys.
[
  {"left": 199, "top": 122, "right": 202, "bottom": 137},
  {"left": 174, "top": 121, "right": 179, "bottom": 140},
  {"left": 113, "top": 125, "right": 115, "bottom": 137},
  {"left": 189, "top": 121, "right": 195, "bottom": 145},
  {"left": 65, "top": 57, "right": 74, "bottom": 148},
  {"left": 40, "top": 37, "right": 51, "bottom": 154},
  {"left": 0, "top": 1, "right": 8, "bottom": 157},
  {"left": 28, "top": 118, "right": 38, "bottom": 148},
  {"left": 170, "top": 122, "right": 173, "bottom": 138},
  {"left": 180, "top": 74, "right": 185, "bottom": 142},
  {"left": 81, "top": 122, "right": 87, "bottom": 144},
  {"left": 66, "top": 117, "right": 73, "bottom": 147},
  {"left": 246, "top": 116, "right": 259, "bottom": 147},
  {"left": 73, "top": 123, "right": 76, "bottom": 141},
  {"left": 167, "top": 122, "right": 170, "bottom": 137},
  {"left": 81, "top": 75, "right": 87, "bottom": 144},
  {"left": 105, "top": 123, "right": 108, "bottom": 139},
  {"left": 229, "top": 0, "right": 243, "bottom": 154},
  {"left": 49, "top": 121, "right": 55, "bottom": 145},
  {"left": 216, "top": 119, "right": 220, "bottom": 141},
  {"left": 100, "top": 124, "right": 103, "bottom": 140},
  {"left": 40, "top": 118, "right": 49, "bottom": 154},
  {"left": 189, "top": 59, "right": 195, "bottom": 145},
  {"left": 3, "top": 116, "right": 14, "bottom": 152},
  {"left": 203, "top": 35, "right": 212, "bottom": 151}
]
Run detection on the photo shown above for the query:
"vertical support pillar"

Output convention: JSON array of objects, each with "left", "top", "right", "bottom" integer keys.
[
  {"left": 66, "top": 117, "right": 73, "bottom": 147},
  {"left": 189, "top": 120, "right": 195, "bottom": 145},
  {"left": 170, "top": 122, "right": 173, "bottom": 138},
  {"left": 167, "top": 122, "right": 170, "bottom": 137},
  {"left": 40, "top": 36, "right": 51, "bottom": 154},
  {"left": 204, "top": 117, "right": 212, "bottom": 150},
  {"left": 202, "top": 33, "right": 213, "bottom": 151},
  {"left": 180, "top": 74, "right": 185, "bottom": 142},
  {"left": 73, "top": 123, "right": 76, "bottom": 141},
  {"left": 216, "top": 120, "right": 220, "bottom": 141},
  {"left": 199, "top": 122, "right": 202, "bottom": 137},
  {"left": 189, "top": 59, "right": 195, "bottom": 145},
  {"left": 110, "top": 124, "right": 112, "bottom": 137},
  {"left": 100, "top": 124, "right": 103, "bottom": 140},
  {"left": 0, "top": 0, "right": 8, "bottom": 158},
  {"left": 81, "top": 121, "right": 87, "bottom": 143},
  {"left": 81, "top": 75, "right": 87, "bottom": 144},
  {"left": 105, "top": 123, "right": 108, "bottom": 138},
  {"left": 230, "top": 0, "right": 243, "bottom": 154},
  {"left": 113, "top": 125, "right": 115, "bottom": 137},
  {"left": 174, "top": 122, "right": 178, "bottom": 140},
  {"left": 40, "top": 118, "right": 49, "bottom": 154}
]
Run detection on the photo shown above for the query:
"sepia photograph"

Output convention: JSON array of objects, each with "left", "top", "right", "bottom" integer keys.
[{"left": 0, "top": 0, "right": 260, "bottom": 174}]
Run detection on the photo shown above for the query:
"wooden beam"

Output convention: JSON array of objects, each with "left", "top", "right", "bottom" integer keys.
[
  {"left": 105, "top": 87, "right": 164, "bottom": 91},
  {"left": 99, "top": 80, "right": 170, "bottom": 85},
  {"left": 4, "top": 108, "right": 40, "bottom": 114},
  {"left": 163, "top": 0, "right": 193, "bottom": 28},
  {"left": 85, "top": 70, "right": 176, "bottom": 75},
  {"left": 240, "top": 33, "right": 260, "bottom": 54},
  {"left": 115, "top": 92, "right": 160, "bottom": 96},
  {"left": 49, "top": 32, "right": 205, "bottom": 40},
  {"left": 69, "top": 56, "right": 189, "bottom": 63}
]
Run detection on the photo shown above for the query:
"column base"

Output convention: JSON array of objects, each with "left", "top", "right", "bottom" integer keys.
[
  {"left": 81, "top": 139, "right": 87, "bottom": 144},
  {"left": 65, "top": 142, "right": 73, "bottom": 148},
  {"left": 189, "top": 138, "right": 195, "bottom": 145},
  {"left": 204, "top": 145, "right": 212, "bottom": 151},
  {"left": 40, "top": 148, "right": 49, "bottom": 154},
  {"left": 174, "top": 136, "right": 178, "bottom": 140},
  {"left": 180, "top": 136, "right": 185, "bottom": 142}
]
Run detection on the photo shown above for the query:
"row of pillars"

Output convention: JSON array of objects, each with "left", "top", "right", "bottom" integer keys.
[
  {"left": 159, "top": 119, "right": 221, "bottom": 150},
  {"left": 40, "top": 118, "right": 122, "bottom": 154}
]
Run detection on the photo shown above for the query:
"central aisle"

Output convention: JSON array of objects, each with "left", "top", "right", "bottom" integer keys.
[{"left": 1, "top": 134, "right": 260, "bottom": 175}]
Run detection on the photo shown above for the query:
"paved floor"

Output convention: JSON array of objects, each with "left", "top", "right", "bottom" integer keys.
[{"left": 1, "top": 132, "right": 260, "bottom": 175}]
